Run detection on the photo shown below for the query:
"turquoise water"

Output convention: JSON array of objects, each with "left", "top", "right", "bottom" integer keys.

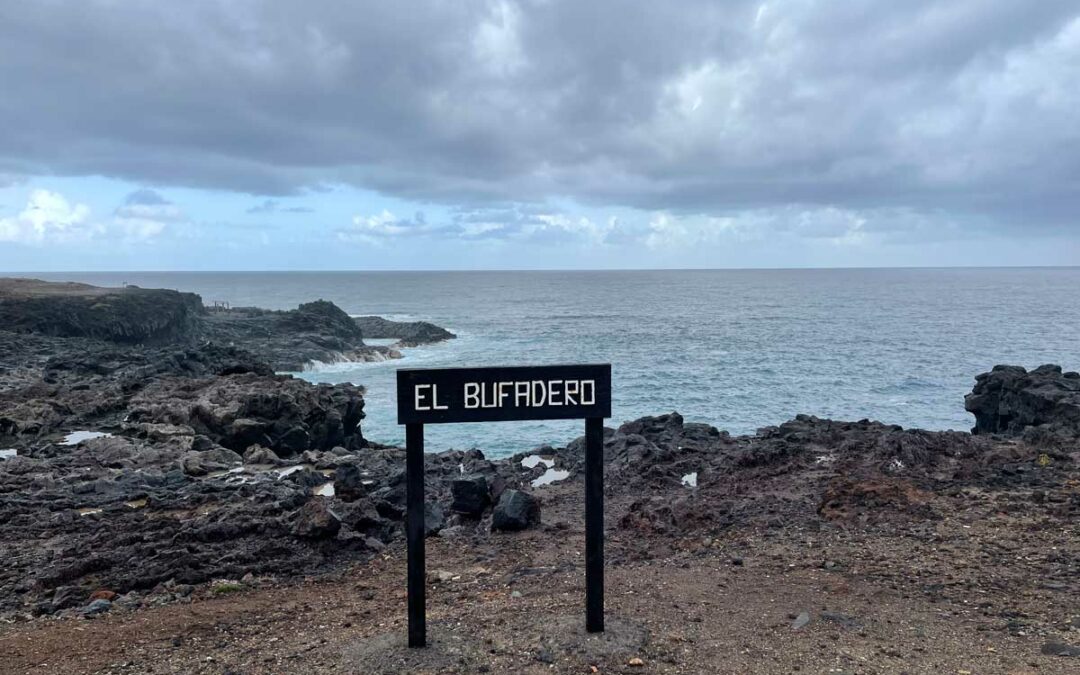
[{"left": 28, "top": 269, "right": 1080, "bottom": 456}]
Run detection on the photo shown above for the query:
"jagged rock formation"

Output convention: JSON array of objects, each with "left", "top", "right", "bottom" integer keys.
[
  {"left": 200, "top": 300, "right": 398, "bottom": 371},
  {"left": 965, "top": 364, "right": 1080, "bottom": 441},
  {"left": 351, "top": 315, "right": 456, "bottom": 347}
]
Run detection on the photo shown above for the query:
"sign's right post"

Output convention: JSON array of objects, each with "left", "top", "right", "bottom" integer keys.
[{"left": 585, "top": 415, "right": 604, "bottom": 632}]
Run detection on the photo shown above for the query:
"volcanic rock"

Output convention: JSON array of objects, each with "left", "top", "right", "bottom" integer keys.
[
  {"left": 334, "top": 464, "right": 367, "bottom": 502},
  {"left": 350, "top": 315, "right": 456, "bottom": 347},
  {"left": 292, "top": 498, "right": 341, "bottom": 539},
  {"left": 80, "top": 598, "right": 112, "bottom": 617},
  {"left": 451, "top": 475, "right": 490, "bottom": 516},
  {"left": 966, "top": 364, "right": 1080, "bottom": 439},
  {"left": 492, "top": 490, "right": 541, "bottom": 531},
  {"left": 0, "top": 278, "right": 202, "bottom": 344},
  {"left": 243, "top": 444, "right": 281, "bottom": 465},
  {"left": 425, "top": 501, "right": 446, "bottom": 535}
]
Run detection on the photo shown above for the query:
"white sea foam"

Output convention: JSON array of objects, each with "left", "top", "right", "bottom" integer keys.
[{"left": 61, "top": 431, "right": 112, "bottom": 445}]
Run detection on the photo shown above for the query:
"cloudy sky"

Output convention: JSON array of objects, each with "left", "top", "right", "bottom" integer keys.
[{"left": 1, "top": 0, "right": 1078, "bottom": 270}]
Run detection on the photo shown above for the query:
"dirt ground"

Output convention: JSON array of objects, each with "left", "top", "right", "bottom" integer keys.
[{"left": 2, "top": 481, "right": 1077, "bottom": 675}]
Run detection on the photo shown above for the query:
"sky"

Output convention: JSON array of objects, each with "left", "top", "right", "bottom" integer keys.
[{"left": 1, "top": 0, "right": 1078, "bottom": 271}]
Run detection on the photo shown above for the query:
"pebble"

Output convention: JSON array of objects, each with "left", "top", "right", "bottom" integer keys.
[
  {"left": 1040, "top": 641, "right": 1080, "bottom": 657},
  {"left": 628, "top": 657, "right": 645, "bottom": 666},
  {"left": 81, "top": 599, "right": 112, "bottom": 617},
  {"left": 792, "top": 611, "right": 811, "bottom": 630}
]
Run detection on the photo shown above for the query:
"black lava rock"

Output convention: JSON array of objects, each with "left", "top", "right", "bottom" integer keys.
[
  {"left": 292, "top": 498, "right": 341, "bottom": 539},
  {"left": 425, "top": 502, "right": 445, "bottom": 536},
  {"left": 451, "top": 475, "right": 490, "bottom": 517},
  {"left": 492, "top": 489, "right": 541, "bottom": 531},
  {"left": 335, "top": 464, "right": 367, "bottom": 502}
]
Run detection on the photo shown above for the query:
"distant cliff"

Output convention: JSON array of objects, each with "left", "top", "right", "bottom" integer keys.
[
  {"left": 0, "top": 278, "right": 202, "bottom": 344},
  {"left": 0, "top": 278, "right": 455, "bottom": 371}
]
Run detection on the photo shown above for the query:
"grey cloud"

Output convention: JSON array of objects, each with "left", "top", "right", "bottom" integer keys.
[
  {"left": 124, "top": 189, "right": 171, "bottom": 206},
  {"left": 0, "top": 1, "right": 1078, "bottom": 234},
  {"left": 247, "top": 199, "right": 315, "bottom": 214}
]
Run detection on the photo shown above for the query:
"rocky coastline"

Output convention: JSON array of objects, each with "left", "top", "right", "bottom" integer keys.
[{"left": 1, "top": 279, "right": 1078, "bottom": 672}]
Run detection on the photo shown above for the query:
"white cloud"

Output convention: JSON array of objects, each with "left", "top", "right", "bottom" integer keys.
[
  {"left": 521, "top": 213, "right": 613, "bottom": 243},
  {"left": 0, "top": 189, "right": 101, "bottom": 244},
  {"left": 644, "top": 207, "right": 873, "bottom": 250},
  {"left": 338, "top": 210, "right": 442, "bottom": 245},
  {"left": 113, "top": 198, "right": 181, "bottom": 240},
  {"left": 472, "top": 0, "right": 526, "bottom": 77}
]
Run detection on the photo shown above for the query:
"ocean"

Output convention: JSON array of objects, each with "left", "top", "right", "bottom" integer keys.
[{"left": 27, "top": 269, "right": 1080, "bottom": 457}]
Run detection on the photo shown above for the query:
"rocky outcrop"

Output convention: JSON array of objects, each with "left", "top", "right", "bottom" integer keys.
[
  {"left": 965, "top": 364, "right": 1080, "bottom": 440},
  {"left": 201, "top": 301, "right": 397, "bottom": 371},
  {"left": 0, "top": 278, "right": 202, "bottom": 344},
  {"left": 126, "top": 373, "right": 365, "bottom": 455},
  {"left": 351, "top": 315, "right": 456, "bottom": 347}
]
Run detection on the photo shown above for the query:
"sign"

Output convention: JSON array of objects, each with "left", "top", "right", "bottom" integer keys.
[
  {"left": 397, "top": 364, "right": 612, "bottom": 648},
  {"left": 397, "top": 364, "right": 611, "bottom": 424}
]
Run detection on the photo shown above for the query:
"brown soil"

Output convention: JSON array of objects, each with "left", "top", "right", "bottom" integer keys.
[{"left": 2, "top": 480, "right": 1077, "bottom": 675}]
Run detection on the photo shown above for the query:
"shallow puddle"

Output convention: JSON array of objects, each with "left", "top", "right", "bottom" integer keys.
[
  {"left": 315, "top": 483, "right": 335, "bottom": 497},
  {"left": 78, "top": 507, "right": 104, "bottom": 516},
  {"left": 531, "top": 467, "right": 570, "bottom": 487},
  {"left": 62, "top": 431, "right": 113, "bottom": 445},
  {"left": 681, "top": 471, "right": 698, "bottom": 488},
  {"left": 0, "top": 449, "right": 17, "bottom": 460},
  {"left": 521, "top": 454, "right": 555, "bottom": 469}
]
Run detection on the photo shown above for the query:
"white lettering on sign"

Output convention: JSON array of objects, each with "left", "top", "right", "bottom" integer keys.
[
  {"left": 464, "top": 382, "right": 480, "bottom": 409},
  {"left": 457, "top": 379, "right": 598, "bottom": 411},
  {"left": 581, "top": 379, "right": 595, "bottom": 405},
  {"left": 414, "top": 384, "right": 449, "bottom": 411}
]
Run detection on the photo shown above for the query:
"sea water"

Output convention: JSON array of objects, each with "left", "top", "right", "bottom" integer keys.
[{"left": 29, "top": 269, "right": 1080, "bottom": 457}]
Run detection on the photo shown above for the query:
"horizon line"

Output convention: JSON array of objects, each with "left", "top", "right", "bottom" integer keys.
[{"left": 3, "top": 264, "right": 1080, "bottom": 274}]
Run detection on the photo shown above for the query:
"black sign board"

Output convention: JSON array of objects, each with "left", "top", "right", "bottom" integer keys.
[
  {"left": 397, "top": 364, "right": 611, "bottom": 425},
  {"left": 397, "top": 364, "right": 611, "bottom": 648}
]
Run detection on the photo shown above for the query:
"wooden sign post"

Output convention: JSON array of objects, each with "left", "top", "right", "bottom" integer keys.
[{"left": 397, "top": 364, "right": 612, "bottom": 648}]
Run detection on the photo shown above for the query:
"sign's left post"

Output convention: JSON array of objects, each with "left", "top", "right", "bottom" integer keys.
[{"left": 406, "top": 422, "right": 426, "bottom": 648}]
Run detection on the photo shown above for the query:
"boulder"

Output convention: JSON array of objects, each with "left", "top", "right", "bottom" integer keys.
[
  {"left": 285, "top": 468, "right": 327, "bottom": 489},
  {"left": 334, "top": 464, "right": 367, "bottom": 502},
  {"left": 337, "top": 497, "right": 384, "bottom": 534},
  {"left": 243, "top": 444, "right": 281, "bottom": 465},
  {"left": 292, "top": 498, "right": 341, "bottom": 539},
  {"left": 50, "top": 586, "right": 87, "bottom": 611},
  {"left": 451, "top": 475, "right": 490, "bottom": 517},
  {"left": 425, "top": 502, "right": 446, "bottom": 536},
  {"left": 492, "top": 490, "right": 541, "bottom": 531},
  {"left": 180, "top": 445, "right": 242, "bottom": 475}
]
